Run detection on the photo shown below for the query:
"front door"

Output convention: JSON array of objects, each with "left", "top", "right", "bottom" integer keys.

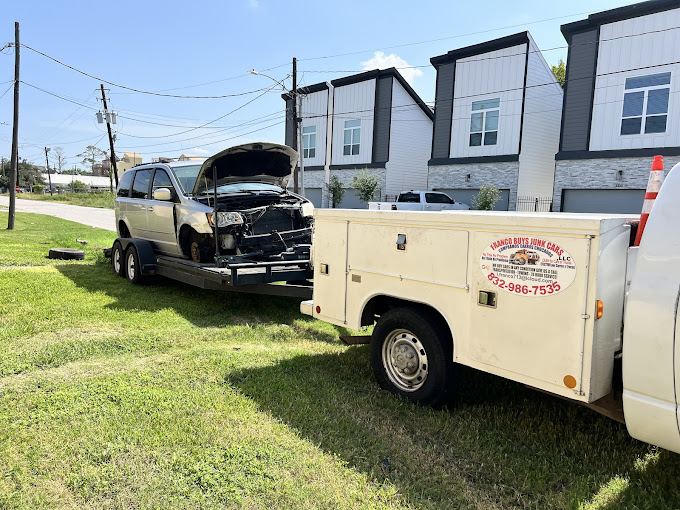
[{"left": 146, "top": 168, "right": 180, "bottom": 255}]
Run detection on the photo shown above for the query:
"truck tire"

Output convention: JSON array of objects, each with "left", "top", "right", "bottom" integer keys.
[
  {"left": 124, "top": 245, "right": 143, "bottom": 285},
  {"left": 370, "top": 307, "right": 458, "bottom": 407},
  {"left": 111, "top": 241, "right": 125, "bottom": 277}
]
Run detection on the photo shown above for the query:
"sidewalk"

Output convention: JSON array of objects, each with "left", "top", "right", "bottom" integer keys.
[{"left": 0, "top": 196, "right": 116, "bottom": 231}]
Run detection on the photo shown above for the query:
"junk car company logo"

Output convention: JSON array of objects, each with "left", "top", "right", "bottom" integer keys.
[{"left": 480, "top": 236, "right": 576, "bottom": 296}]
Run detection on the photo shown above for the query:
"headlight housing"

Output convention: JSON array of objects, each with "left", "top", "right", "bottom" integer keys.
[
  {"left": 206, "top": 211, "right": 244, "bottom": 228},
  {"left": 301, "top": 202, "right": 314, "bottom": 218}
]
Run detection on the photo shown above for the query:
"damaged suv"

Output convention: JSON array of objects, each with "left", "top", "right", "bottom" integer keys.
[{"left": 114, "top": 142, "right": 313, "bottom": 265}]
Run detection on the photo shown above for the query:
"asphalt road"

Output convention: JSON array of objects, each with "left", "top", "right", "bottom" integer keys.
[{"left": 0, "top": 196, "right": 116, "bottom": 231}]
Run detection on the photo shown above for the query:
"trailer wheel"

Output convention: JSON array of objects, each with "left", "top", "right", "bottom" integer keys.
[
  {"left": 125, "top": 245, "right": 143, "bottom": 285},
  {"left": 111, "top": 241, "right": 125, "bottom": 277},
  {"left": 371, "top": 307, "right": 458, "bottom": 407}
]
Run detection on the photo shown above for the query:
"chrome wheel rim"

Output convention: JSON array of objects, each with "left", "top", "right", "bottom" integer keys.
[
  {"left": 113, "top": 247, "right": 121, "bottom": 274},
  {"left": 126, "top": 252, "right": 135, "bottom": 280},
  {"left": 382, "top": 328, "right": 428, "bottom": 392}
]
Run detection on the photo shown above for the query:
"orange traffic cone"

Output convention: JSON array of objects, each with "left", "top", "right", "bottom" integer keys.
[{"left": 634, "top": 155, "right": 665, "bottom": 246}]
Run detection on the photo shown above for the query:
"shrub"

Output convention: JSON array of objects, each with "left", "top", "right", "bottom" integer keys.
[
  {"left": 72, "top": 180, "right": 89, "bottom": 193},
  {"left": 472, "top": 184, "right": 502, "bottom": 210},
  {"left": 326, "top": 175, "right": 345, "bottom": 208},
  {"left": 32, "top": 184, "right": 45, "bottom": 194}
]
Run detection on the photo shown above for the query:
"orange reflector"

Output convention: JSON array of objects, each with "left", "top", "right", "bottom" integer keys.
[
  {"left": 596, "top": 300, "right": 604, "bottom": 319},
  {"left": 563, "top": 375, "right": 577, "bottom": 389},
  {"left": 315, "top": 305, "right": 321, "bottom": 314}
]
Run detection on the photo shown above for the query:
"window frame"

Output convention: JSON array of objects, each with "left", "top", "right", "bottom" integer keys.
[
  {"left": 302, "top": 125, "right": 316, "bottom": 159},
  {"left": 151, "top": 168, "right": 178, "bottom": 202},
  {"left": 130, "top": 168, "right": 153, "bottom": 200},
  {"left": 469, "top": 98, "right": 500, "bottom": 147},
  {"left": 620, "top": 72, "right": 671, "bottom": 136},
  {"left": 343, "top": 119, "right": 361, "bottom": 156},
  {"left": 116, "top": 170, "right": 134, "bottom": 198}
]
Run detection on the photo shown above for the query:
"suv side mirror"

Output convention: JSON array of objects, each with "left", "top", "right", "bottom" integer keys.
[{"left": 153, "top": 188, "right": 172, "bottom": 201}]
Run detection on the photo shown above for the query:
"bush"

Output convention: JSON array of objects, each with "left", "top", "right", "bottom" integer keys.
[
  {"left": 32, "top": 185, "right": 45, "bottom": 194},
  {"left": 72, "top": 180, "right": 89, "bottom": 193},
  {"left": 326, "top": 175, "right": 345, "bottom": 208},
  {"left": 472, "top": 184, "right": 502, "bottom": 210},
  {"left": 351, "top": 170, "right": 380, "bottom": 205}
]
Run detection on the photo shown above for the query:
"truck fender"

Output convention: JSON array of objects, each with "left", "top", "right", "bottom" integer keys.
[
  {"left": 359, "top": 292, "right": 457, "bottom": 360},
  {"left": 116, "top": 238, "right": 156, "bottom": 275}
]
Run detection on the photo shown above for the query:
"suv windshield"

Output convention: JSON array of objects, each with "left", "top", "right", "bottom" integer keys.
[{"left": 170, "top": 164, "right": 202, "bottom": 194}]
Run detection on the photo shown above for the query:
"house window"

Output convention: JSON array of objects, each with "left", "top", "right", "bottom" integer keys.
[
  {"left": 302, "top": 126, "right": 316, "bottom": 158},
  {"left": 621, "top": 72, "right": 671, "bottom": 135},
  {"left": 343, "top": 120, "right": 360, "bottom": 155},
  {"left": 470, "top": 98, "right": 500, "bottom": 146}
]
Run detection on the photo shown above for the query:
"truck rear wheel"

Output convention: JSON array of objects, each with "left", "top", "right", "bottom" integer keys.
[{"left": 370, "top": 307, "right": 458, "bottom": 407}]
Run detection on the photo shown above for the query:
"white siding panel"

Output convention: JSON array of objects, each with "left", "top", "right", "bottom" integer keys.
[
  {"left": 449, "top": 44, "right": 526, "bottom": 158},
  {"left": 385, "top": 81, "right": 433, "bottom": 195},
  {"left": 590, "top": 8, "right": 680, "bottom": 151},
  {"left": 516, "top": 36, "right": 563, "bottom": 200},
  {"left": 299, "top": 89, "right": 329, "bottom": 167},
  {"left": 331, "top": 80, "right": 375, "bottom": 165}
]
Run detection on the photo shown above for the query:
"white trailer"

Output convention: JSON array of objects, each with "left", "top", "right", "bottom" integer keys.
[{"left": 301, "top": 163, "right": 680, "bottom": 453}]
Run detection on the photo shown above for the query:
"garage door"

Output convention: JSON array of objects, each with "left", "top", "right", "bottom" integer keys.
[
  {"left": 434, "top": 188, "right": 510, "bottom": 211},
  {"left": 302, "top": 188, "right": 322, "bottom": 208},
  {"left": 338, "top": 188, "right": 381, "bottom": 209},
  {"left": 561, "top": 189, "right": 645, "bottom": 213}
]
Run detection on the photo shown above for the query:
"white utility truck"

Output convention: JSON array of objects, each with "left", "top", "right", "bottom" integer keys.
[
  {"left": 302, "top": 162, "right": 680, "bottom": 454},
  {"left": 368, "top": 190, "right": 469, "bottom": 211}
]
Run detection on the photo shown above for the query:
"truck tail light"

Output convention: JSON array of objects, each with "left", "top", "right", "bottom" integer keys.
[
  {"left": 391, "top": 204, "right": 397, "bottom": 210},
  {"left": 596, "top": 300, "right": 603, "bottom": 319}
]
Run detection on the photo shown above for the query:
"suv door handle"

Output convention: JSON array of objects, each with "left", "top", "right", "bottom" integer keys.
[{"left": 146, "top": 206, "right": 154, "bottom": 212}]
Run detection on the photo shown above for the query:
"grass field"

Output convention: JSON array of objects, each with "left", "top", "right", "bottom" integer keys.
[
  {"left": 1, "top": 211, "right": 679, "bottom": 509},
  {"left": 8, "top": 191, "right": 115, "bottom": 209}
]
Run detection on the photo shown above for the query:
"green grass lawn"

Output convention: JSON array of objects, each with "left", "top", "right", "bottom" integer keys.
[
  {"left": 1, "top": 211, "right": 679, "bottom": 509},
  {"left": 9, "top": 191, "right": 115, "bottom": 209}
]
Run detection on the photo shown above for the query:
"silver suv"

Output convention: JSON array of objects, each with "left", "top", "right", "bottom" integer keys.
[{"left": 114, "top": 142, "right": 313, "bottom": 264}]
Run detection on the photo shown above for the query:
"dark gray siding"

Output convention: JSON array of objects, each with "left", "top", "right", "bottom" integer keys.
[
  {"left": 560, "top": 28, "right": 599, "bottom": 152},
  {"left": 284, "top": 98, "right": 295, "bottom": 148},
  {"left": 372, "top": 76, "right": 393, "bottom": 164},
  {"left": 561, "top": 189, "right": 644, "bottom": 213},
  {"left": 431, "top": 62, "right": 455, "bottom": 159}
]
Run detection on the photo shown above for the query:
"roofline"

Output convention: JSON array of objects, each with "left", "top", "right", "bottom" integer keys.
[
  {"left": 281, "top": 81, "right": 329, "bottom": 100},
  {"left": 332, "top": 67, "right": 433, "bottom": 120},
  {"left": 430, "top": 31, "right": 530, "bottom": 66},
  {"left": 561, "top": 0, "right": 680, "bottom": 38}
]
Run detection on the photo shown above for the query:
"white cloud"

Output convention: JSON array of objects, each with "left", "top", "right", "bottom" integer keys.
[
  {"left": 360, "top": 52, "right": 422, "bottom": 85},
  {"left": 193, "top": 148, "right": 210, "bottom": 154},
  {"left": 248, "top": 0, "right": 259, "bottom": 7}
]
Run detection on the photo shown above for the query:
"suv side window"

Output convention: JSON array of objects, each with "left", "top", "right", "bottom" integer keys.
[
  {"left": 151, "top": 169, "right": 177, "bottom": 201},
  {"left": 117, "top": 170, "right": 134, "bottom": 197},
  {"left": 131, "top": 169, "right": 153, "bottom": 199}
]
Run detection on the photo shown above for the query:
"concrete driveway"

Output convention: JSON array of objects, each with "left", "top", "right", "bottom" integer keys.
[{"left": 0, "top": 196, "right": 116, "bottom": 231}]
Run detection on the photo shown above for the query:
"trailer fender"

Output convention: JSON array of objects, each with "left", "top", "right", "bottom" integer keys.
[
  {"left": 116, "top": 238, "right": 156, "bottom": 275},
  {"left": 359, "top": 293, "right": 456, "bottom": 359}
]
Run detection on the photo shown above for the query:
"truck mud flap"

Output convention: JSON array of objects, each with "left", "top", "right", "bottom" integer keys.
[{"left": 339, "top": 335, "right": 371, "bottom": 345}]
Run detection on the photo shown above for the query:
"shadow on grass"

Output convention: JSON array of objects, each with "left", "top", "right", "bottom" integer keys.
[
  {"left": 54, "top": 263, "right": 350, "bottom": 342},
  {"left": 225, "top": 347, "right": 680, "bottom": 509}
]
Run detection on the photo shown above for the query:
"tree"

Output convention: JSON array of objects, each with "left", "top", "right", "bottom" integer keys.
[
  {"left": 17, "top": 159, "right": 45, "bottom": 188},
  {"left": 53, "top": 147, "right": 67, "bottom": 174},
  {"left": 551, "top": 59, "right": 566, "bottom": 88},
  {"left": 472, "top": 184, "right": 502, "bottom": 210},
  {"left": 351, "top": 170, "right": 380, "bottom": 205},
  {"left": 325, "top": 175, "right": 345, "bottom": 208},
  {"left": 77, "top": 145, "right": 106, "bottom": 174}
]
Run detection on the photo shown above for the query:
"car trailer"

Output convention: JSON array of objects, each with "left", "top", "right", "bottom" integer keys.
[{"left": 109, "top": 237, "right": 313, "bottom": 299}]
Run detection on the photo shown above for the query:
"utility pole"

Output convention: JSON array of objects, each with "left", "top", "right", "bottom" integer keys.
[
  {"left": 99, "top": 84, "right": 118, "bottom": 188},
  {"left": 291, "top": 57, "right": 298, "bottom": 193},
  {"left": 44, "top": 147, "right": 53, "bottom": 196},
  {"left": 1, "top": 157, "right": 5, "bottom": 178},
  {"left": 8, "top": 22, "right": 19, "bottom": 230}
]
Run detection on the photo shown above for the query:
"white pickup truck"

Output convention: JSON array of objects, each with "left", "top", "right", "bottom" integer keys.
[
  {"left": 302, "top": 161, "right": 680, "bottom": 454},
  {"left": 369, "top": 190, "right": 469, "bottom": 211}
]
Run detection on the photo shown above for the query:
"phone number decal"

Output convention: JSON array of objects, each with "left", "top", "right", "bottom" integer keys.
[{"left": 480, "top": 236, "right": 576, "bottom": 297}]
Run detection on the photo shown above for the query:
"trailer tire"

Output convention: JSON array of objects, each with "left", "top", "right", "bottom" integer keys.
[
  {"left": 371, "top": 307, "right": 458, "bottom": 407},
  {"left": 111, "top": 241, "right": 125, "bottom": 277},
  {"left": 124, "top": 245, "right": 143, "bottom": 285}
]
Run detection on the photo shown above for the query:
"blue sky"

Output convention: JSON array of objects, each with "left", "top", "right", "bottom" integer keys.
[{"left": 1, "top": 0, "right": 629, "bottom": 169}]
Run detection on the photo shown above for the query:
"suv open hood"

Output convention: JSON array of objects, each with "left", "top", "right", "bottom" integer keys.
[{"left": 192, "top": 142, "right": 298, "bottom": 195}]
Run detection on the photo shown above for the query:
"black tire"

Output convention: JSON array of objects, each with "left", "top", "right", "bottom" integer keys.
[
  {"left": 189, "top": 231, "right": 214, "bottom": 264},
  {"left": 48, "top": 248, "right": 85, "bottom": 260},
  {"left": 111, "top": 241, "right": 125, "bottom": 277},
  {"left": 124, "top": 245, "right": 143, "bottom": 285},
  {"left": 370, "top": 307, "right": 458, "bottom": 407}
]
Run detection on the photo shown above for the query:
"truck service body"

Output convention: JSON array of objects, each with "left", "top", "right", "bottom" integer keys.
[{"left": 302, "top": 162, "right": 680, "bottom": 453}]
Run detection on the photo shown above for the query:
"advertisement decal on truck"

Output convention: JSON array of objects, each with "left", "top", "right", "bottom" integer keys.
[{"left": 480, "top": 236, "right": 576, "bottom": 296}]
